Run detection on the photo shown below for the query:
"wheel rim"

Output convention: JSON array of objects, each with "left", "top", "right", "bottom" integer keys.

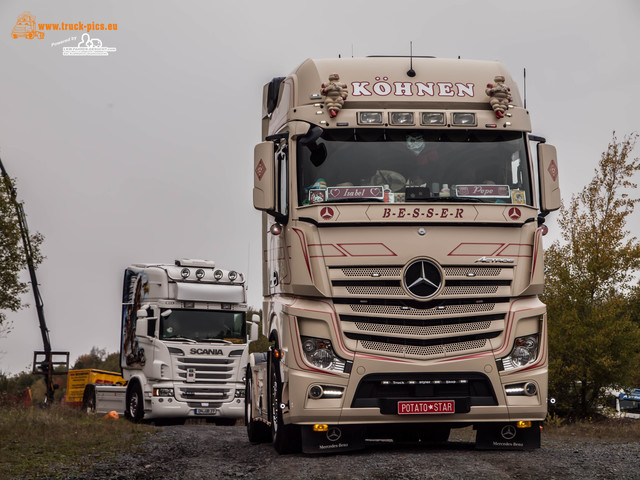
[{"left": 129, "top": 391, "right": 139, "bottom": 418}]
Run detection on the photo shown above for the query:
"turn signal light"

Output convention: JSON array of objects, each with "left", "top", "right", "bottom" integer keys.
[
  {"left": 516, "top": 421, "right": 532, "bottom": 429},
  {"left": 313, "top": 424, "right": 329, "bottom": 432}
]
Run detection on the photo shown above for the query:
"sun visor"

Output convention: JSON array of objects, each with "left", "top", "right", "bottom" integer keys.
[{"left": 176, "top": 283, "right": 245, "bottom": 303}]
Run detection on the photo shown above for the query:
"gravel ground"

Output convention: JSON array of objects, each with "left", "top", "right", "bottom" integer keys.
[{"left": 54, "top": 424, "right": 640, "bottom": 480}]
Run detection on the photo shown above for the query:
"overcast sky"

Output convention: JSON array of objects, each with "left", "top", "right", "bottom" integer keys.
[{"left": 1, "top": 0, "right": 639, "bottom": 375}]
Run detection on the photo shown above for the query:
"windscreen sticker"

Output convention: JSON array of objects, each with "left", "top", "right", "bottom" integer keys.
[
  {"left": 456, "top": 184, "right": 511, "bottom": 198},
  {"left": 327, "top": 186, "right": 384, "bottom": 200}
]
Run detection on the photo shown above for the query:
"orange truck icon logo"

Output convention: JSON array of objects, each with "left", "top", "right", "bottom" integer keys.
[{"left": 12, "top": 12, "right": 44, "bottom": 39}]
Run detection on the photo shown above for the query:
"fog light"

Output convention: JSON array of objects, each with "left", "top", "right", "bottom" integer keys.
[
  {"left": 309, "top": 385, "right": 323, "bottom": 399},
  {"left": 313, "top": 424, "right": 328, "bottom": 432},
  {"left": 195, "top": 269, "right": 205, "bottom": 279},
  {"left": 214, "top": 270, "right": 223, "bottom": 280},
  {"left": 525, "top": 382, "right": 537, "bottom": 396},
  {"left": 180, "top": 268, "right": 190, "bottom": 279},
  {"left": 358, "top": 112, "right": 383, "bottom": 124},
  {"left": 390, "top": 112, "right": 414, "bottom": 125},
  {"left": 421, "top": 112, "right": 445, "bottom": 125},
  {"left": 229, "top": 271, "right": 238, "bottom": 281}
]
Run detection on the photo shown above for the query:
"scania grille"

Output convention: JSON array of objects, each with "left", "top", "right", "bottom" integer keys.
[
  {"left": 175, "top": 356, "right": 236, "bottom": 382},
  {"left": 329, "top": 265, "right": 513, "bottom": 299},
  {"left": 351, "top": 373, "right": 497, "bottom": 410}
]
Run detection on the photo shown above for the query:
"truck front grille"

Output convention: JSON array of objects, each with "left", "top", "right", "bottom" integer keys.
[
  {"left": 174, "top": 356, "right": 236, "bottom": 382},
  {"left": 330, "top": 264, "right": 512, "bottom": 359}
]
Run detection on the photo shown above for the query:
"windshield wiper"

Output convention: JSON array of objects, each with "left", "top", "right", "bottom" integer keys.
[
  {"left": 419, "top": 197, "right": 485, "bottom": 203},
  {"left": 198, "top": 338, "right": 233, "bottom": 344},
  {"left": 327, "top": 197, "right": 385, "bottom": 203},
  {"left": 163, "top": 335, "right": 197, "bottom": 343}
]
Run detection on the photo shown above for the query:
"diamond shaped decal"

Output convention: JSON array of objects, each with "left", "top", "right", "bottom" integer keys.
[
  {"left": 548, "top": 159, "right": 558, "bottom": 182},
  {"left": 255, "top": 159, "right": 266, "bottom": 181}
]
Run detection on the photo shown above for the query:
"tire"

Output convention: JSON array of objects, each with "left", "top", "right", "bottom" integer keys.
[
  {"left": 125, "top": 381, "right": 144, "bottom": 422},
  {"left": 245, "top": 365, "right": 271, "bottom": 443},
  {"left": 269, "top": 355, "right": 301, "bottom": 454},
  {"left": 82, "top": 384, "right": 97, "bottom": 414}
]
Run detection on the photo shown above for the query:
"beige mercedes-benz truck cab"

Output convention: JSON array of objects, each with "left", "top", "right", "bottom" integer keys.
[{"left": 247, "top": 57, "right": 560, "bottom": 453}]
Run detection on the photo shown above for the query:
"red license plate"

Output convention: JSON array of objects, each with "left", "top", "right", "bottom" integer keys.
[{"left": 397, "top": 400, "right": 455, "bottom": 415}]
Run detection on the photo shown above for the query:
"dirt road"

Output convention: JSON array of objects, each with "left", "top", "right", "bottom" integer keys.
[{"left": 62, "top": 424, "right": 639, "bottom": 480}]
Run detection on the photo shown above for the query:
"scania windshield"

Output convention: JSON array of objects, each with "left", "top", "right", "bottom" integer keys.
[
  {"left": 160, "top": 309, "right": 246, "bottom": 343},
  {"left": 297, "top": 129, "right": 532, "bottom": 206}
]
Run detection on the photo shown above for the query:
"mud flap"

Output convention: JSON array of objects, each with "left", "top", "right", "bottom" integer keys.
[
  {"left": 475, "top": 422, "right": 541, "bottom": 450},
  {"left": 301, "top": 425, "right": 366, "bottom": 454}
]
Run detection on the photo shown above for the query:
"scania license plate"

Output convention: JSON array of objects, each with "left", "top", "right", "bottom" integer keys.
[
  {"left": 398, "top": 400, "right": 455, "bottom": 415},
  {"left": 195, "top": 408, "right": 216, "bottom": 415}
]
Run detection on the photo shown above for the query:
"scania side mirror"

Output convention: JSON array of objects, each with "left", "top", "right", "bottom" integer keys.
[
  {"left": 537, "top": 143, "right": 561, "bottom": 214},
  {"left": 249, "top": 322, "right": 259, "bottom": 342},
  {"left": 253, "top": 141, "right": 276, "bottom": 212}
]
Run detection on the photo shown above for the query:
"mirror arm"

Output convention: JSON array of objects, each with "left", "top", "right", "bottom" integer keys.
[{"left": 529, "top": 134, "right": 546, "bottom": 144}]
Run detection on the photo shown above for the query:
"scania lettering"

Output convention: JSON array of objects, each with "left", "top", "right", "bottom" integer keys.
[
  {"left": 82, "top": 259, "right": 258, "bottom": 423},
  {"left": 246, "top": 57, "right": 560, "bottom": 453}
]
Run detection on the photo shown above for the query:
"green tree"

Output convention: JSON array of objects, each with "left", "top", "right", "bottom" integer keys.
[
  {"left": 0, "top": 172, "right": 44, "bottom": 337},
  {"left": 543, "top": 132, "right": 640, "bottom": 418}
]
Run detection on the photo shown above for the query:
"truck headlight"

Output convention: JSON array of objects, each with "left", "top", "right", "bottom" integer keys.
[
  {"left": 301, "top": 336, "right": 347, "bottom": 373},
  {"left": 153, "top": 388, "right": 175, "bottom": 397},
  {"left": 500, "top": 335, "right": 539, "bottom": 371}
]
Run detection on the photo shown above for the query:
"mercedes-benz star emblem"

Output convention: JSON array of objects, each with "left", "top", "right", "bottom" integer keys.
[
  {"left": 500, "top": 425, "right": 517, "bottom": 440},
  {"left": 326, "top": 427, "right": 342, "bottom": 442},
  {"left": 403, "top": 259, "right": 442, "bottom": 299}
]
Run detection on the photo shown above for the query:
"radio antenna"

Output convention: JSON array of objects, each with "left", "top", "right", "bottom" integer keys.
[
  {"left": 523, "top": 67, "right": 527, "bottom": 109},
  {"left": 407, "top": 41, "right": 416, "bottom": 77}
]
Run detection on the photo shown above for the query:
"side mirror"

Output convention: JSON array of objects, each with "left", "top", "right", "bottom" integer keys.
[
  {"left": 135, "top": 317, "right": 149, "bottom": 338},
  {"left": 537, "top": 143, "right": 561, "bottom": 213},
  {"left": 253, "top": 141, "right": 276, "bottom": 211},
  {"left": 299, "top": 126, "right": 327, "bottom": 167},
  {"left": 249, "top": 322, "right": 259, "bottom": 342}
]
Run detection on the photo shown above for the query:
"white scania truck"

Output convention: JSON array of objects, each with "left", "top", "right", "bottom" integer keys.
[
  {"left": 246, "top": 56, "right": 561, "bottom": 453},
  {"left": 82, "top": 259, "right": 258, "bottom": 423}
]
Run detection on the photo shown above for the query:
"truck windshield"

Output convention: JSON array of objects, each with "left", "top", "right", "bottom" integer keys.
[
  {"left": 297, "top": 129, "right": 532, "bottom": 206},
  {"left": 159, "top": 309, "right": 246, "bottom": 344}
]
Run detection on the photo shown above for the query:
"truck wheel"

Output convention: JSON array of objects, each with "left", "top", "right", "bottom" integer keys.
[
  {"left": 82, "top": 384, "right": 97, "bottom": 414},
  {"left": 270, "top": 357, "right": 301, "bottom": 454},
  {"left": 245, "top": 366, "right": 271, "bottom": 443},
  {"left": 125, "top": 381, "right": 144, "bottom": 422}
]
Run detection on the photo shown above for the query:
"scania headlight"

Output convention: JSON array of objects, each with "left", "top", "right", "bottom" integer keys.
[
  {"left": 301, "top": 336, "right": 347, "bottom": 372},
  {"left": 153, "top": 387, "right": 175, "bottom": 397},
  {"left": 501, "top": 334, "right": 539, "bottom": 371}
]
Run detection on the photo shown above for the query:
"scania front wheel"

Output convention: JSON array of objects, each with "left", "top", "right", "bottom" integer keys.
[{"left": 125, "top": 381, "right": 144, "bottom": 423}]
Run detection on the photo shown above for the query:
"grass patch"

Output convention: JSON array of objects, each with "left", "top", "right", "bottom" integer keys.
[
  {"left": 0, "top": 404, "right": 157, "bottom": 479},
  {"left": 543, "top": 416, "right": 640, "bottom": 442}
]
